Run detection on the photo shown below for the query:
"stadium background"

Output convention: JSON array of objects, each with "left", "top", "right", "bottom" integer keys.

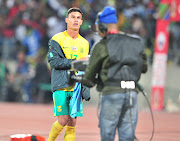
[{"left": 0, "top": 0, "right": 180, "bottom": 141}]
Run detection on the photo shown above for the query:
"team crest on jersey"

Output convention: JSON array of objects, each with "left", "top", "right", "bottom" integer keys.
[
  {"left": 80, "top": 48, "right": 84, "bottom": 53},
  {"left": 71, "top": 46, "right": 77, "bottom": 51},
  {"left": 57, "top": 106, "right": 62, "bottom": 112}
]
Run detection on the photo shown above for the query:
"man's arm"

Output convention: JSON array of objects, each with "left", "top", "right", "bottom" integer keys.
[
  {"left": 48, "top": 39, "right": 73, "bottom": 70},
  {"left": 83, "top": 41, "right": 108, "bottom": 87}
]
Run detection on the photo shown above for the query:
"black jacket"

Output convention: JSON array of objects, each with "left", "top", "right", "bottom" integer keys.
[
  {"left": 48, "top": 39, "right": 73, "bottom": 92},
  {"left": 84, "top": 33, "right": 148, "bottom": 95},
  {"left": 48, "top": 39, "right": 90, "bottom": 100}
]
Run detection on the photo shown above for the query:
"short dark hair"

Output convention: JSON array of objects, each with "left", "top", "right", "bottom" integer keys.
[{"left": 67, "top": 7, "right": 83, "bottom": 17}]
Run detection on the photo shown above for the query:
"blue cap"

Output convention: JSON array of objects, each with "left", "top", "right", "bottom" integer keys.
[{"left": 98, "top": 6, "right": 117, "bottom": 24}]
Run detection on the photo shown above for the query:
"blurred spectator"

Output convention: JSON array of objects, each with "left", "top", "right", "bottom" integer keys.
[
  {"left": 117, "top": 8, "right": 126, "bottom": 30},
  {"left": 4, "top": 71, "right": 19, "bottom": 102},
  {"left": 48, "top": 0, "right": 67, "bottom": 17},
  {"left": 17, "top": 50, "right": 34, "bottom": 102},
  {"left": 31, "top": 49, "right": 51, "bottom": 103},
  {"left": 144, "top": 8, "right": 156, "bottom": 64},
  {"left": 131, "top": 14, "right": 144, "bottom": 35},
  {"left": 0, "top": 62, "right": 10, "bottom": 101},
  {"left": 9, "top": 50, "right": 35, "bottom": 103},
  {"left": 46, "top": 12, "right": 66, "bottom": 38},
  {"left": 22, "top": 25, "right": 41, "bottom": 59},
  {"left": 169, "top": 23, "right": 180, "bottom": 64}
]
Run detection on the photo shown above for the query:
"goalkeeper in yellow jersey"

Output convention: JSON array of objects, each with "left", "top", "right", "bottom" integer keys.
[{"left": 47, "top": 7, "right": 90, "bottom": 141}]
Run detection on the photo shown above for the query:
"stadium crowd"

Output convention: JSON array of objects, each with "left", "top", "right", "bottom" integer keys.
[{"left": 0, "top": 0, "right": 179, "bottom": 103}]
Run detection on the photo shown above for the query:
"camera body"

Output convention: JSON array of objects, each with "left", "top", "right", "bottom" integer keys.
[
  {"left": 67, "top": 59, "right": 88, "bottom": 86},
  {"left": 71, "top": 59, "right": 89, "bottom": 71},
  {"left": 67, "top": 59, "right": 91, "bottom": 101}
]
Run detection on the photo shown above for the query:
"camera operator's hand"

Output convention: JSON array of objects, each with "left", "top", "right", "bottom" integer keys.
[
  {"left": 82, "top": 85, "right": 90, "bottom": 101},
  {"left": 67, "top": 70, "right": 85, "bottom": 86},
  {"left": 78, "top": 57, "right": 88, "bottom": 60},
  {"left": 67, "top": 70, "right": 90, "bottom": 101},
  {"left": 67, "top": 70, "right": 76, "bottom": 86},
  {"left": 71, "top": 59, "right": 88, "bottom": 72}
]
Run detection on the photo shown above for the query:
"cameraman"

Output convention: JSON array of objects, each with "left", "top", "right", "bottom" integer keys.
[{"left": 82, "top": 6, "right": 148, "bottom": 141}]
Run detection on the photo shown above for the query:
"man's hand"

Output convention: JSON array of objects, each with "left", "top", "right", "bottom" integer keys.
[
  {"left": 82, "top": 85, "right": 90, "bottom": 101},
  {"left": 78, "top": 57, "right": 88, "bottom": 60},
  {"left": 67, "top": 70, "right": 76, "bottom": 86}
]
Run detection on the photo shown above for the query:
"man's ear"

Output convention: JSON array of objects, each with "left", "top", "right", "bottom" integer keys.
[{"left": 65, "top": 17, "right": 68, "bottom": 24}]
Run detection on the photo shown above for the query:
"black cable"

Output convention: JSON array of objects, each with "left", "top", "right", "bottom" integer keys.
[
  {"left": 137, "top": 83, "right": 155, "bottom": 141},
  {"left": 141, "top": 90, "right": 155, "bottom": 141}
]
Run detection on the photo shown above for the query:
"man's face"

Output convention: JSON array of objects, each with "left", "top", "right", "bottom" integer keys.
[{"left": 66, "top": 12, "right": 83, "bottom": 31}]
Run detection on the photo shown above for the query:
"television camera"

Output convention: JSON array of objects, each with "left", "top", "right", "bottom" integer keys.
[{"left": 67, "top": 59, "right": 91, "bottom": 86}]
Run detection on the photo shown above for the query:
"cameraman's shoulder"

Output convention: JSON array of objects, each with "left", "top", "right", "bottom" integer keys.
[
  {"left": 120, "top": 31, "right": 142, "bottom": 41},
  {"left": 92, "top": 39, "right": 106, "bottom": 50}
]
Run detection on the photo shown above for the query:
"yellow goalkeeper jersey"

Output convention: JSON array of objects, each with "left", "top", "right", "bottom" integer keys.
[{"left": 51, "top": 30, "right": 89, "bottom": 91}]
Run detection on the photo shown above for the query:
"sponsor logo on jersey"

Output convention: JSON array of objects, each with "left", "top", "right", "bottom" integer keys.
[
  {"left": 71, "top": 46, "right": 77, "bottom": 51},
  {"left": 63, "top": 46, "right": 69, "bottom": 49}
]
